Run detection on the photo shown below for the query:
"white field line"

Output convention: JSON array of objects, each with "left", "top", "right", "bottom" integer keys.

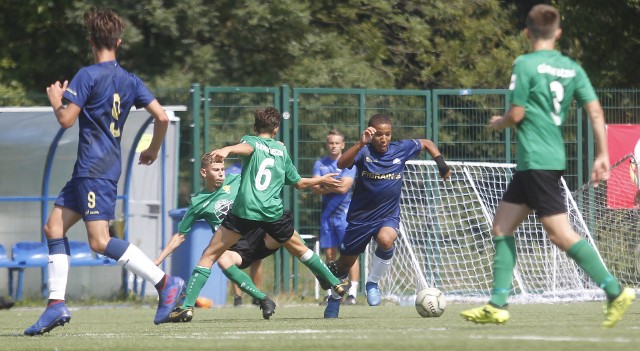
[{"left": 470, "top": 334, "right": 633, "bottom": 344}]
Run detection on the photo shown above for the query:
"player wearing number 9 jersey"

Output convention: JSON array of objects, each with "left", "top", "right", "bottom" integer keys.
[
  {"left": 25, "top": 9, "right": 184, "bottom": 336},
  {"left": 460, "top": 4, "right": 635, "bottom": 328}
]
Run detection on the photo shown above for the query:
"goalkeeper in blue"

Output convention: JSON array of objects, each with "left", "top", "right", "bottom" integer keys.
[
  {"left": 323, "top": 113, "right": 451, "bottom": 318},
  {"left": 460, "top": 4, "right": 635, "bottom": 328},
  {"left": 154, "top": 152, "right": 349, "bottom": 322}
]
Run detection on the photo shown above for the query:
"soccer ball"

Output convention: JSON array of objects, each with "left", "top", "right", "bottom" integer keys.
[{"left": 415, "top": 288, "right": 446, "bottom": 318}]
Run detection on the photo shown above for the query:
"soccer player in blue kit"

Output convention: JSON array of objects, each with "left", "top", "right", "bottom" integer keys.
[
  {"left": 24, "top": 9, "right": 184, "bottom": 335},
  {"left": 324, "top": 114, "right": 451, "bottom": 318}
]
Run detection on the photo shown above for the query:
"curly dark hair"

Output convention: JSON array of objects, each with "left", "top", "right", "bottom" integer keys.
[
  {"left": 253, "top": 107, "right": 281, "bottom": 134},
  {"left": 368, "top": 114, "right": 392, "bottom": 128},
  {"left": 84, "top": 8, "right": 125, "bottom": 51}
]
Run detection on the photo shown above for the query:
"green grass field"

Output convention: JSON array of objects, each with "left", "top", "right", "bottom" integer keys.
[{"left": 1, "top": 300, "right": 638, "bottom": 351}]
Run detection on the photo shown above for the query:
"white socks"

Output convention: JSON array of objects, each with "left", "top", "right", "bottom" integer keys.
[
  {"left": 367, "top": 254, "right": 392, "bottom": 284},
  {"left": 48, "top": 254, "right": 70, "bottom": 300},
  {"left": 117, "top": 244, "right": 165, "bottom": 285}
]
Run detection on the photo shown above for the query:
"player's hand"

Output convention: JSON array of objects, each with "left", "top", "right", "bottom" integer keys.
[
  {"left": 361, "top": 127, "right": 375, "bottom": 144},
  {"left": 321, "top": 172, "right": 341, "bottom": 189},
  {"left": 440, "top": 168, "right": 452, "bottom": 181},
  {"left": 46, "top": 80, "right": 68, "bottom": 108},
  {"left": 209, "top": 148, "right": 229, "bottom": 162},
  {"left": 487, "top": 115, "right": 504, "bottom": 130},
  {"left": 138, "top": 148, "right": 158, "bottom": 165},
  {"left": 153, "top": 257, "right": 162, "bottom": 266},
  {"left": 591, "top": 155, "right": 610, "bottom": 187}
]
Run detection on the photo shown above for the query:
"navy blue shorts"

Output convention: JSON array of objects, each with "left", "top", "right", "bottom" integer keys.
[
  {"left": 341, "top": 217, "right": 399, "bottom": 255},
  {"left": 55, "top": 177, "right": 117, "bottom": 221},
  {"left": 502, "top": 170, "right": 566, "bottom": 217}
]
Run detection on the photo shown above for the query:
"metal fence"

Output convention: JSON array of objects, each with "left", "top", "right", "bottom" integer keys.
[{"left": 192, "top": 85, "right": 640, "bottom": 293}]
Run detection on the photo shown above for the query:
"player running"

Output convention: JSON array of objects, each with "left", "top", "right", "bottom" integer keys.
[
  {"left": 25, "top": 9, "right": 183, "bottom": 336},
  {"left": 154, "top": 153, "right": 345, "bottom": 321},
  {"left": 460, "top": 4, "right": 635, "bottom": 327},
  {"left": 323, "top": 114, "right": 450, "bottom": 318}
]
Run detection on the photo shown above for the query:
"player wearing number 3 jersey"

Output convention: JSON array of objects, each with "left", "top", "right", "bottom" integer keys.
[{"left": 461, "top": 4, "right": 635, "bottom": 328}]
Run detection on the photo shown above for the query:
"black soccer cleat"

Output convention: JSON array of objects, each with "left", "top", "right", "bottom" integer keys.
[
  {"left": 333, "top": 279, "right": 352, "bottom": 297},
  {"left": 259, "top": 297, "right": 276, "bottom": 320},
  {"left": 167, "top": 306, "right": 194, "bottom": 323}
]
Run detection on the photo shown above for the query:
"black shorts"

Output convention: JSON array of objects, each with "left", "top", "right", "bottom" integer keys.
[
  {"left": 229, "top": 227, "right": 279, "bottom": 269},
  {"left": 502, "top": 170, "right": 566, "bottom": 217},
  {"left": 221, "top": 210, "right": 294, "bottom": 244}
]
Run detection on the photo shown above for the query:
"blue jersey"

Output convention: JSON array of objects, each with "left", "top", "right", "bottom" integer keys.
[
  {"left": 313, "top": 156, "right": 357, "bottom": 219},
  {"left": 63, "top": 60, "right": 155, "bottom": 181},
  {"left": 347, "top": 139, "right": 422, "bottom": 224}
]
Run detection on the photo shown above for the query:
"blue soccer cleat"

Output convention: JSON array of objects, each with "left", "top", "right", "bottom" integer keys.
[
  {"left": 154, "top": 276, "right": 185, "bottom": 325},
  {"left": 366, "top": 281, "right": 381, "bottom": 306},
  {"left": 24, "top": 301, "right": 71, "bottom": 336},
  {"left": 324, "top": 296, "right": 342, "bottom": 319}
]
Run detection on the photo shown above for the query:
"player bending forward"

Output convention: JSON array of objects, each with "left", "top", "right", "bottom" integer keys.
[{"left": 155, "top": 154, "right": 347, "bottom": 321}]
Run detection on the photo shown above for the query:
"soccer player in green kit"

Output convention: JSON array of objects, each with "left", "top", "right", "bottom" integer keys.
[
  {"left": 460, "top": 4, "right": 635, "bottom": 328},
  {"left": 155, "top": 153, "right": 345, "bottom": 321},
  {"left": 165, "top": 107, "right": 351, "bottom": 321}
]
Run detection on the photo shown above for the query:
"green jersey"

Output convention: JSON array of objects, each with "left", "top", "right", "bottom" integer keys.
[
  {"left": 177, "top": 174, "right": 240, "bottom": 234},
  {"left": 508, "top": 50, "right": 598, "bottom": 171},
  {"left": 231, "top": 135, "right": 302, "bottom": 221}
]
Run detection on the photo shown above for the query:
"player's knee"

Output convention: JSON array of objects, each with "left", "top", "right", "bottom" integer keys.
[{"left": 88, "top": 238, "right": 109, "bottom": 253}]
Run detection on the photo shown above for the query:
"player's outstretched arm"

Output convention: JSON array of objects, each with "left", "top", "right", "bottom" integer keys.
[
  {"left": 294, "top": 172, "right": 341, "bottom": 190},
  {"left": 154, "top": 233, "right": 186, "bottom": 266},
  {"left": 46, "top": 80, "right": 80, "bottom": 128},
  {"left": 210, "top": 143, "right": 254, "bottom": 163},
  {"left": 584, "top": 100, "right": 610, "bottom": 187},
  {"left": 139, "top": 100, "right": 169, "bottom": 165}
]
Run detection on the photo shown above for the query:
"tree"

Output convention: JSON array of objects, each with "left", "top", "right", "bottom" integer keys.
[{"left": 557, "top": 0, "right": 640, "bottom": 88}]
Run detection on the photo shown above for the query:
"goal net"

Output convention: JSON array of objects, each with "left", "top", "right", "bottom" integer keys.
[{"left": 369, "top": 157, "right": 640, "bottom": 304}]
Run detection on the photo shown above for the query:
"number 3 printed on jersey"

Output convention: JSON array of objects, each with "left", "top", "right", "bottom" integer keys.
[{"left": 549, "top": 81, "right": 564, "bottom": 126}]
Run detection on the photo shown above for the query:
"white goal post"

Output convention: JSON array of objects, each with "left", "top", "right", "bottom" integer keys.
[{"left": 369, "top": 157, "right": 640, "bottom": 304}]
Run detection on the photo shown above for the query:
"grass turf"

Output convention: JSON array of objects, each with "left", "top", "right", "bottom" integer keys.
[{"left": 1, "top": 300, "right": 638, "bottom": 351}]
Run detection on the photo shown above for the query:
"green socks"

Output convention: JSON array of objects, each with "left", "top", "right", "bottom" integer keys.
[
  {"left": 301, "top": 252, "right": 340, "bottom": 286},
  {"left": 182, "top": 266, "right": 211, "bottom": 308},
  {"left": 489, "top": 236, "right": 517, "bottom": 307},
  {"left": 567, "top": 239, "right": 621, "bottom": 300},
  {"left": 223, "top": 265, "right": 266, "bottom": 300}
]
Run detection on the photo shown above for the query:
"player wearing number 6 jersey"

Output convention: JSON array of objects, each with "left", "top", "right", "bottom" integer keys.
[
  {"left": 461, "top": 4, "right": 635, "bottom": 328},
  {"left": 171, "top": 107, "right": 351, "bottom": 318},
  {"left": 24, "top": 9, "right": 184, "bottom": 336},
  {"left": 155, "top": 155, "right": 352, "bottom": 321}
]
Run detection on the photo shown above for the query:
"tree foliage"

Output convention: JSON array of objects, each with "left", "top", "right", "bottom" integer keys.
[{"left": 0, "top": 0, "right": 637, "bottom": 103}]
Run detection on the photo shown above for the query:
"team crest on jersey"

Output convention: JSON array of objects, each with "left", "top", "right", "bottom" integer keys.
[
  {"left": 222, "top": 185, "right": 231, "bottom": 194},
  {"left": 214, "top": 199, "right": 234, "bottom": 221},
  {"left": 365, "top": 156, "right": 377, "bottom": 163}
]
